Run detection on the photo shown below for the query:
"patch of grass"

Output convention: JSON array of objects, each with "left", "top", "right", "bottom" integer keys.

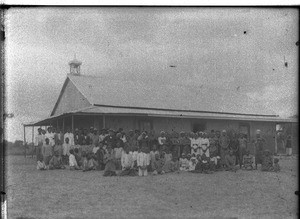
[{"left": 5, "top": 155, "right": 298, "bottom": 218}]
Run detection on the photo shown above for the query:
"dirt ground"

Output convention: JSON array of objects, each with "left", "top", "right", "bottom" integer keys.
[{"left": 5, "top": 155, "right": 298, "bottom": 219}]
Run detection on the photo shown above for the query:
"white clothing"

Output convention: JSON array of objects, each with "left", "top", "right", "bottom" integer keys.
[
  {"left": 92, "top": 146, "right": 99, "bottom": 154},
  {"left": 69, "top": 154, "right": 78, "bottom": 167},
  {"left": 137, "top": 152, "right": 150, "bottom": 167},
  {"left": 121, "top": 153, "right": 134, "bottom": 169},
  {"left": 62, "top": 143, "right": 71, "bottom": 156},
  {"left": 138, "top": 168, "right": 148, "bottom": 176},
  {"left": 64, "top": 132, "right": 74, "bottom": 146},
  {"left": 35, "top": 134, "right": 45, "bottom": 146},
  {"left": 158, "top": 137, "right": 166, "bottom": 145},
  {"left": 200, "top": 138, "right": 210, "bottom": 157},
  {"left": 130, "top": 151, "right": 139, "bottom": 161},
  {"left": 45, "top": 132, "right": 55, "bottom": 146}
]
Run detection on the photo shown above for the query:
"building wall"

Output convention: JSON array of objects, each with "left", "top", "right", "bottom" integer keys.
[{"left": 52, "top": 79, "right": 91, "bottom": 116}]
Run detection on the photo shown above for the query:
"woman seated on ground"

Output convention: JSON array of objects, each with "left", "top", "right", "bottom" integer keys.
[
  {"left": 162, "top": 155, "right": 180, "bottom": 174},
  {"left": 103, "top": 145, "right": 117, "bottom": 176},
  {"left": 82, "top": 152, "right": 98, "bottom": 172},
  {"left": 49, "top": 151, "right": 65, "bottom": 170},
  {"left": 188, "top": 154, "right": 197, "bottom": 171},
  {"left": 69, "top": 149, "right": 80, "bottom": 170},
  {"left": 190, "top": 154, "right": 202, "bottom": 173},
  {"left": 119, "top": 146, "right": 136, "bottom": 176}
]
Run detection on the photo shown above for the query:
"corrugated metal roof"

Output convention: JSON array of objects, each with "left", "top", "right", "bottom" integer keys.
[
  {"left": 24, "top": 105, "right": 297, "bottom": 126},
  {"left": 68, "top": 74, "right": 277, "bottom": 116}
]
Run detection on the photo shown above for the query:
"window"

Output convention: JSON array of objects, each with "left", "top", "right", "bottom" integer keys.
[
  {"left": 138, "top": 119, "right": 153, "bottom": 132},
  {"left": 192, "top": 122, "right": 206, "bottom": 133},
  {"left": 239, "top": 122, "right": 250, "bottom": 139}
]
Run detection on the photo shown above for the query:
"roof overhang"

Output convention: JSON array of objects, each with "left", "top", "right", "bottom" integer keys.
[{"left": 23, "top": 105, "right": 298, "bottom": 126}]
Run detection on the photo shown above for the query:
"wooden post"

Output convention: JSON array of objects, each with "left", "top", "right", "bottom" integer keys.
[
  {"left": 71, "top": 115, "right": 74, "bottom": 133},
  {"left": 56, "top": 119, "right": 59, "bottom": 130},
  {"left": 63, "top": 117, "right": 65, "bottom": 133},
  {"left": 275, "top": 123, "right": 278, "bottom": 155},
  {"left": 23, "top": 125, "right": 26, "bottom": 158},
  {"left": 31, "top": 126, "right": 34, "bottom": 158},
  {"left": 103, "top": 115, "right": 105, "bottom": 129}
]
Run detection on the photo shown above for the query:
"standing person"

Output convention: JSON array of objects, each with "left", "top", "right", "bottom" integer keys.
[
  {"left": 103, "top": 129, "right": 117, "bottom": 149},
  {"left": 149, "top": 144, "right": 159, "bottom": 172},
  {"left": 103, "top": 145, "right": 117, "bottom": 176},
  {"left": 88, "top": 127, "right": 95, "bottom": 141},
  {"left": 158, "top": 131, "right": 167, "bottom": 151},
  {"left": 62, "top": 137, "right": 72, "bottom": 165},
  {"left": 238, "top": 133, "right": 248, "bottom": 168},
  {"left": 114, "top": 137, "right": 124, "bottom": 170},
  {"left": 34, "top": 128, "right": 44, "bottom": 161},
  {"left": 91, "top": 128, "right": 100, "bottom": 148},
  {"left": 74, "top": 128, "right": 80, "bottom": 146},
  {"left": 42, "top": 138, "right": 53, "bottom": 168},
  {"left": 219, "top": 130, "right": 230, "bottom": 168},
  {"left": 95, "top": 143, "right": 106, "bottom": 170},
  {"left": 99, "top": 128, "right": 108, "bottom": 143},
  {"left": 215, "top": 130, "right": 221, "bottom": 156},
  {"left": 138, "top": 132, "right": 149, "bottom": 150},
  {"left": 45, "top": 127, "right": 55, "bottom": 146},
  {"left": 64, "top": 127, "right": 74, "bottom": 146},
  {"left": 201, "top": 132, "right": 210, "bottom": 157},
  {"left": 253, "top": 129, "right": 265, "bottom": 170},
  {"left": 137, "top": 146, "right": 150, "bottom": 177},
  {"left": 126, "top": 130, "right": 137, "bottom": 148},
  {"left": 285, "top": 134, "right": 292, "bottom": 156},
  {"left": 189, "top": 132, "right": 201, "bottom": 155},
  {"left": 229, "top": 132, "right": 239, "bottom": 166}
]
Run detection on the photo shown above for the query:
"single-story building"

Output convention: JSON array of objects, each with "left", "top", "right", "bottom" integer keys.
[{"left": 23, "top": 59, "right": 298, "bottom": 155}]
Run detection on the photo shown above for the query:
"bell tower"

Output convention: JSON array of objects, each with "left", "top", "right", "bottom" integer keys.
[{"left": 68, "top": 55, "right": 82, "bottom": 75}]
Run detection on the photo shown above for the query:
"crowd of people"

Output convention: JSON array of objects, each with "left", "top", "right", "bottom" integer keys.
[{"left": 34, "top": 126, "right": 280, "bottom": 176}]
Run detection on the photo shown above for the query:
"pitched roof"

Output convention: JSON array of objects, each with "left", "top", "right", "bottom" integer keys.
[{"left": 66, "top": 74, "right": 277, "bottom": 117}]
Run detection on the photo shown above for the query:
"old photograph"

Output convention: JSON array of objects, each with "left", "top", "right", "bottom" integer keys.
[{"left": 4, "top": 7, "right": 298, "bottom": 218}]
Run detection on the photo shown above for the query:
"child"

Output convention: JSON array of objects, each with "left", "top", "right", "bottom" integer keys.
[
  {"left": 69, "top": 149, "right": 80, "bottom": 170},
  {"left": 74, "top": 148, "right": 82, "bottom": 167},
  {"left": 103, "top": 145, "right": 117, "bottom": 176},
  {"left": 190, "top": 154, "right": 202, "bottom": 173},
  {"left": 224, "top": 149, "right": 237, "bottom": 172},
  {"left": 137, "top": 146, "right": 150, "bottom": 176},
  {"left": 81, "top": 151, "right": 89, "bottom": 171},
  {"left": 42, "top": 138, "right": 53, "bottom": 168},
  {"left": 95, "top": 143, "right": 106, "bottom": 170},
  {"left": 273, "top": 158, "right": 280, "bottom": 172},
  {"left": 179, "top": 153, "right": 189, "bottom": 171},
  {"left": 150, "top": 144, "right": 159, "bottom": 172},
  {"left": 152, "top": 153, "right": 164, "bottom": 175},
  {"left": 261, "top": 150, "right": 274, "bottom": 172},
  {"left": 189, "top": 154, "right": 197, "bottom": 171},
  {"left": 62, "top": 137, "right": 71, "bottom": 165},
  {"left": 49, "top": 151, "right": 65, "bottom": 170},
  {"left": 164, "top": 147, "right": 172, "bottom": 163},
  {"left": 242, "top": 150, "right": 254, "bottom": 170},
  {"left": 37, "top": 154, "right": 47, "bottom": 170},
  {"left": 201, "top": 153, "right": 212, "bottom": 174},
  {"left": 119, "top": 146, "right": 136, "bottom": 176},
  {"left": 114, "top": 141, "right": 123, "bottom": 170},
  {"left": 162, "top": 155, "right": 180, "bottom": 174}
]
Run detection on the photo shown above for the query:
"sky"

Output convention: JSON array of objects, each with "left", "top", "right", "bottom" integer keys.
[{"left": 4, "top": 7, "right": 299, "bottom": 142}]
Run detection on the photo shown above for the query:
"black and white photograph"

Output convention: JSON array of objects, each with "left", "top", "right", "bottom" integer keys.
[{"left": 3, "top": 7, "right": 299, "bottom": 218}]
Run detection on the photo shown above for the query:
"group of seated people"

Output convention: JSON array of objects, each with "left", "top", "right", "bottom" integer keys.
[{"left": 35, "top": 126, "right": 280, "bottom": 176}]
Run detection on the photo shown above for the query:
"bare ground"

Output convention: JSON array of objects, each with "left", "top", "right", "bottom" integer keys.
[{"left": 5, "top": 155, "right": 298, "bottom": 219}]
